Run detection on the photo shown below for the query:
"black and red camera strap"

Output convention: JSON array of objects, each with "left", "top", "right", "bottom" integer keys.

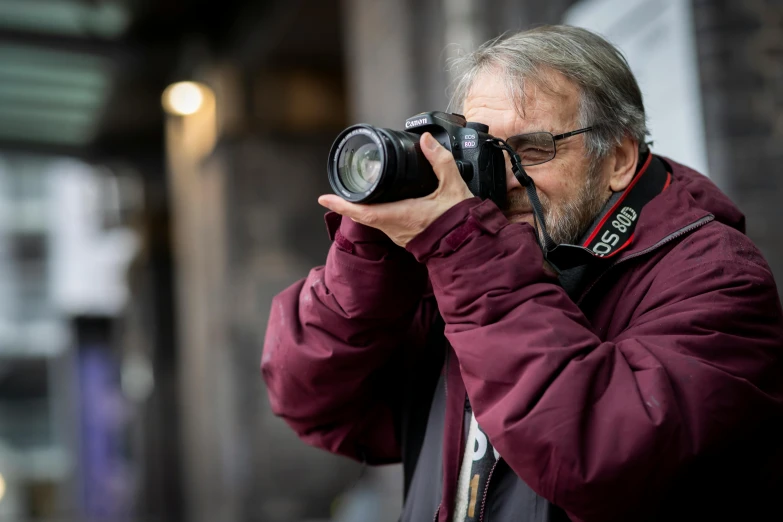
[{"left": 490, "top": 139, "right": 671, "bottom": 272}]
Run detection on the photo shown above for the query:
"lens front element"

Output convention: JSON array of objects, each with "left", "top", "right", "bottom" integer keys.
[{"left": 340, "top": 140, "right": 382, "bottom": 193}]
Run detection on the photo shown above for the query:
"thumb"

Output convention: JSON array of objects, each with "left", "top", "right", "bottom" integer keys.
[{"left": 420, "top": 132, "right": 459, "bottom": 182}]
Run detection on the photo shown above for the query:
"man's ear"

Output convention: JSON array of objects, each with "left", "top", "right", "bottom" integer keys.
[{"left": 608, "top": 136, "right": 640, "bottom": 192}]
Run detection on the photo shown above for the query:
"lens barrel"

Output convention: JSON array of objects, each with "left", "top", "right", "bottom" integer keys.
[{"left": 327, "top": 125, "right": 438, "bottom": 203}]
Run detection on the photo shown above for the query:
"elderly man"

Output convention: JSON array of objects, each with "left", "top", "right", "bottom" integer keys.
[{"left": 261, "top": 26, "right": 783, "bottom": 522}]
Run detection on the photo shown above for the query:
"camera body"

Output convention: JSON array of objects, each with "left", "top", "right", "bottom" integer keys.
[{"left": 327, "top": 111, "right": 507, "bottom": 207}]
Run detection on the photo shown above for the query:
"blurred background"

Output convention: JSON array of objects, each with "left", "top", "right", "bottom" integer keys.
[{"left": 0, "top": 0, "right": 779, "bottom": 521}]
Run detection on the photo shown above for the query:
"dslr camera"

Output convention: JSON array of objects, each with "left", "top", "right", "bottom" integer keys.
[{"left": 327, "top": 111, "right": 507, "bottom": 207}]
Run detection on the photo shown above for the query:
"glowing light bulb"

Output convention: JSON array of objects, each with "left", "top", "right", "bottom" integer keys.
[
  {"left": 0, "top": 472, "right": 6, "bottom": 503},
  {"left": 162, "top": 82, "right": 208, "bottom": 116}
]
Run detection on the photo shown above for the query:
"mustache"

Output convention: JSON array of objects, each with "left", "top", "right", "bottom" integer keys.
[{"left": 502, "top": 187, "right": 546, "bottom": 214}]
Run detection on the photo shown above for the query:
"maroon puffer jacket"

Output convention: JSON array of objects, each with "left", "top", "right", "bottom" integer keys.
[{"left": 262, "top": 156, "right": 783, "bottom": 521}]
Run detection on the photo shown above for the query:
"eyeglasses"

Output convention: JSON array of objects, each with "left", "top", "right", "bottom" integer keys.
[{"left": 506, "top": 127, "right": 594, "bottom": 166}]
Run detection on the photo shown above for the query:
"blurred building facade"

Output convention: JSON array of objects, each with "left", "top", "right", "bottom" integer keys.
[{"left": 0, "top": 1, "right": 780, "bottom": 521}]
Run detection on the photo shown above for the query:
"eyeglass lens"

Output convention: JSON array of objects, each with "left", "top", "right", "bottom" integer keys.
[{"left": 508, "top": 132, "right": 556, "bottom": 166}]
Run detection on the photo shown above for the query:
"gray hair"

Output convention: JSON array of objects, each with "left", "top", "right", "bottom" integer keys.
[{"left": 448, "top": 25, "right": 649, "bottom": 158}]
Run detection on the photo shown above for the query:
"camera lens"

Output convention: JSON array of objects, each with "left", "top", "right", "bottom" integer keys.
[
  {"left": 328, "top": 124, "right": 438, "bottom": 203},
  {"left": 339, "top": 139, "right": 382, "bottom": 193}
]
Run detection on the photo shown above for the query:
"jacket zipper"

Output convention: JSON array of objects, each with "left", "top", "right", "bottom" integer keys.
[
  {"left": 478, "top": 458, "right": 501, "bottom": 522},
  {"left": 577, "top": 214, "right": 714, "bottom": 305}
]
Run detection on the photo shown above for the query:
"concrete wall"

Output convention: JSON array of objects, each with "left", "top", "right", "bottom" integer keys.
[{"left": 693, "top": 0, "right": 783, "bottom": 292}]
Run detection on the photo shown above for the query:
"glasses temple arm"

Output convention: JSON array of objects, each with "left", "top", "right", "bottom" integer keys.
[{"left": 552, "top": 126, "right": 594, "bottom": 141}]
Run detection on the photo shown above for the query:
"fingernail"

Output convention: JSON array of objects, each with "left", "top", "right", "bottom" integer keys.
[{"left": 423, "top": 133, "right": 439, "bottom": 151}]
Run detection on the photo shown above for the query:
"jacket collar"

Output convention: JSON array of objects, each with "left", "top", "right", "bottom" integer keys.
[
  {"left": 614, "top": 156, "right": 734, "bottom": 262},
  {"left": 551, "top": 154, "right": 735, "bottom": 270}
]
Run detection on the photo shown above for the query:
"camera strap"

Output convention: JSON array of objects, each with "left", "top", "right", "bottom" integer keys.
[
  {"left": 490, "top": 139, "right": 671, "bottom": 273},
  {"left": 489, "top": 138, "right": 560, "bottom": 258}
]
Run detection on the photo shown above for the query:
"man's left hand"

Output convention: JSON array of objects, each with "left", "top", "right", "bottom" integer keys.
[{"left": 318, "top": 132, "right": 474, "bottom": 248}]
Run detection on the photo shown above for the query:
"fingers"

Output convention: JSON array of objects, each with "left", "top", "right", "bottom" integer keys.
[
  {"left": 317, "top": 194, "right": 346, "bottom": 210},
  {"left": 420, "top": 132, "right": 460, "bottom": 182},
  {"left": 318, "top": 194, "right": 385, "bottom": 227},
  {"left": 318, "top": 194, "right": 411, "bottom": 229},
  {"left": 318, "top": 194, "right": 365, "bottom": 221}
]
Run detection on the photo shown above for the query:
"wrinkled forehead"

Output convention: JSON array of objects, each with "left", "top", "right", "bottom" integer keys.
[{"left": 463, "top": 65, "right": 582, "bottom": 133}]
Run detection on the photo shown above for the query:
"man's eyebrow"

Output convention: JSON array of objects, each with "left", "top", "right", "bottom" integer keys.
[{"left": 510, "top": 129, "right": 552, "bottom": 136}]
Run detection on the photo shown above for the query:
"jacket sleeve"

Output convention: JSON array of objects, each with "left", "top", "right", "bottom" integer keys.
[
  {"left": 407, "top": 198, "right": 783, "bottom": 521},
  {"left": 262, "top": 212, "right": 431, "bottom": 464}
]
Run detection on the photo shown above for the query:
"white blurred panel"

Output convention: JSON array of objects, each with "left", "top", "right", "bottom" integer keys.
[
  {"left": 565, "top": 0, "right": 710, "bottom": 176},
  {"left": 47, "top": 160, "right": 137, "bottom": 316}
]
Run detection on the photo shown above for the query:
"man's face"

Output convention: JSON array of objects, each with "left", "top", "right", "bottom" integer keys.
[{"left": 463, "top": 68, "right": 611, "bottom": 245}]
